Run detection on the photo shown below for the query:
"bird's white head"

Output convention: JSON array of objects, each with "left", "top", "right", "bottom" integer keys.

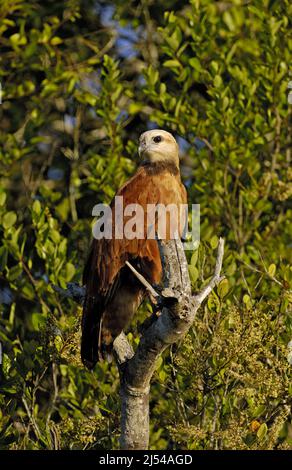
[{"left": 138, "top": 129, "right": 179, "bottom": 168}]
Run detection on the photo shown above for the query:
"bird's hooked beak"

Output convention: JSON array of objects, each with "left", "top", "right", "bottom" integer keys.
[{"left": 138, "top": 137, "right": 147, "bottom": 157}]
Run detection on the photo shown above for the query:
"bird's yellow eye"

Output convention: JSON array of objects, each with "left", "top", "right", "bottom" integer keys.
[{"left": 153, "top": 136, "right": 162, "bottom": 143}]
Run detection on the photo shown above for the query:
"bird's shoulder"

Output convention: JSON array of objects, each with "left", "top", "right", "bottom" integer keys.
[{"left": 115, "top": 166, "right": 148, "bottom": 198}]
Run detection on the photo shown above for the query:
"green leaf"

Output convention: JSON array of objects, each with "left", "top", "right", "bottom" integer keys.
[
  {"left": 222, "top": 96, "right": 229, "bottom": 110},
  {"left": 165, "top": 27, "right": 182, "bottom": 51},
  {"left": 50, "top": 229, "right": 60, "bottom": 244},
  {"left": 128, "top": 102, "right": 143, "bottom": 114},
  {"left": 0, "top": 245, "right": 8, "bottom": 271},
  {"left": 257, "top": 423, "right": 268, "bottom": 440},
  {"left": 3, "top": 211, "right": 17, "bottom": 229},
  {"left": 65, "top": 262, "right": 75, "bottom": 281},
  {"left": 0, "top": 192, "right": 6, "bottom": 206},
  {"left": 32, "top": 200, "right": 41, "bottom": 215},
  {"left": 268, "top": 263, "right": 276, "bottom": 277},
  {"left": 214, "top": 75, "right": 222, "bottom": 88},
  {"left": 210, "top": 235, "right": 219, "bottom": 249},
  {"left": 31, "top": 313, "right": 46, "bottom": 330},
  {"left": 207, "top": 292, "right": 221, "bottom": 313},
  {"left": 223, "top": 11, "right": 235, "bottom": 31},
  {"left": 156, "top": 356, "right": 163, "bottom": 369},
  {"left": 54, "top": 335, "right": 63, "bottom": 352},
  {"left": 218, "top": 279, "right": 229, "bottom": 299},
  {"left": 190, "top": 250, "right": 198, "bottom": 266},
  {"left": 147, "top": 66, "right": 159, "bottom": 87},
  {"left": 10, "top": 33, "right": 27, "bottom": 47},
  {"left": 189, "top": 265, "right": 198, "bottom": 283},
  {"left": 159, "top": 369, "right": 167, "bottom": 382},
  {"left": 50, "top": 36, "right": 63, "bottom": 45},
  {"left": 7, "top": 263, "right": 22, "bottom": 281},
  {"left": 163, "top": 59, "right": 181, "bottom": 69},
  {"left": 243, "top": 294, "right": 250, "bottom": 304},
  {"left": 189, "top": 57, "right": 202, "bottom": 72},
  {"left": 57, "top": 240, "right": 66, "bottom": 257},
  {"left": 252, "top": 405, "right": 266, "bottom": 418}
]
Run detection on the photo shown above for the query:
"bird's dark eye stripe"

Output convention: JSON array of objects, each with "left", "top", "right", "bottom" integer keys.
[{"left": 153, "top": 136, "right": 162, "bottom": 143}]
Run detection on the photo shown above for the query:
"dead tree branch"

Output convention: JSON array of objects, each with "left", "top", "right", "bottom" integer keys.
[{"left": 53, "top": 237, "right": 225, "bottom": 450}]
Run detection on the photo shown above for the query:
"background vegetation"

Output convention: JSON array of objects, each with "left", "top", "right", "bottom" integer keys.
[{"left": 0, "top": 0, "right": 291, "bottom": 450}]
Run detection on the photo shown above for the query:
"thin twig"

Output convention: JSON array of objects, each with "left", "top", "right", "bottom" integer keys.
[
  {"left": 22, "top": 396, "right": 42, "bottom": 441},
  {"left": 194, "top": 238, "right": 225, "bottom": 304},
  {"left": 21, "top": 259, "right": 49, "bottom": 311},
  {"left": 125, "top": 261, "right": 160, "bottom": 299}
]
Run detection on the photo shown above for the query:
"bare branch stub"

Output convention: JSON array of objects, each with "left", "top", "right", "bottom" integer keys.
[
  {"left": 113, "top": 332, "right": 134, "bottom": 365},
  {"left": 51, "top": 282, "right": 85, "bottom": 304}
]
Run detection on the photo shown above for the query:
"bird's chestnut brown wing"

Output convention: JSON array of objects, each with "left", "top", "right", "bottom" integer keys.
[{"left": 81, "top": 168, "right": 157, "bottom": 366}]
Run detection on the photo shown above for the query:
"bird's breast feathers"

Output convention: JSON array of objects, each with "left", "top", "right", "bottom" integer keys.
[{"left": 117, "top": 165, "right": 186, "bottom": 207}]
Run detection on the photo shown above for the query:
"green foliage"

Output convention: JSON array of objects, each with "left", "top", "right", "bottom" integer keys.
[{"left": 0, "top": 0, "right": 291, "bottom": 450}]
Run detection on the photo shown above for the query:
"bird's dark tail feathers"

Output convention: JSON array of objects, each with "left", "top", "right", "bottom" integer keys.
[{"left": 81, "top": 295, "right": 102, "bottom": 369}]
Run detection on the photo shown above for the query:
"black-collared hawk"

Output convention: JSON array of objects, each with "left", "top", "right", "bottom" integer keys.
[{"left": 81, "top": 130, "right": 187, "bottom": 368}]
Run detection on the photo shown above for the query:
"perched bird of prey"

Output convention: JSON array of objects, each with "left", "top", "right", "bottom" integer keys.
[{"left": 81, "top": 130, "right": 187, "bottom": 368}]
